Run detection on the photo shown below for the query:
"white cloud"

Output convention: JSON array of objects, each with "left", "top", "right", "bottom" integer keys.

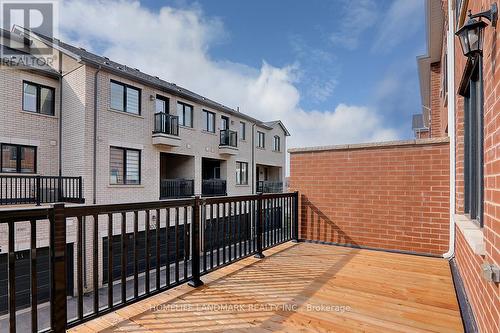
[
  {"left": 58, "top": 0, "right": 400, "bottom": 173},
  {"left": 371, "top": 0, "right": 424, "bottom": 53},
  {"left": 330, "top": 0, "right": 378, "bottom": 50}
]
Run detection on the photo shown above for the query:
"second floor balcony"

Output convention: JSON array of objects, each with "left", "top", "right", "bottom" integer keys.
[
  {"left": 202, "top": 179, "right": 227, "bottom": 196},
  {"left": 219, "top": 129, "right": 238, "bottom": 155},
  {"left": 160, "top": 178, "right": 194, "bottom": 199},
  {"left": 152, "top": 113, "right": 181, "bottom": 147},
  {"left": 257, "top": 180, "right": 283, "bottom": 193},
  {"left": 0, "top": 175, "right": 84, "bottom": 206}
]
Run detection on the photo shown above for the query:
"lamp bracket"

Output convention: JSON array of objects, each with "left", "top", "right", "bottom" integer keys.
[{"left": 469, "top": 3, "right": 498, "bottom": 27}]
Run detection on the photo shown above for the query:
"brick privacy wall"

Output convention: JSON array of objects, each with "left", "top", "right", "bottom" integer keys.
[
  {"left": 289, "top": 139, "right": 450, "bottom": 256},
  {"left": 452, "top": 1, "right": 500, "bottom": 332}
]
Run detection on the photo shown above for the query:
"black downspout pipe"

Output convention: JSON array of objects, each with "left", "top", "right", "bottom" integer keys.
[
  {"left": 58, "top": 49, "right": 63, "bottom": 177},
  {"left": 251, "top": 123, "right": 256, "bottom": 194},
  {"left": 93, "top": 66, "right": 101, "bottom": 205}
]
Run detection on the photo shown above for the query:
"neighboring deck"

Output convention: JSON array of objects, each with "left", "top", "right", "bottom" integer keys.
[{"left": 69, "top": 242, "right": 463, "bottom": 333}]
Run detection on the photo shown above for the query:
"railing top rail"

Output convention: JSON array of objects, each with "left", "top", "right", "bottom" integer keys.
[
  {"left": 0, "top": 207, "right": 51, "bottom": 222},
  {"left": 0, "top": 175, "right": 81, "bottom": 179},
  {"left": 64, "top": 197, "right": 195, "bottom": 216},
  {"left": 203, "top": 192, "right": 294, "bottom": 204},
  {"left": 154, "top": 112, "right": 179, "bottom": 118}
]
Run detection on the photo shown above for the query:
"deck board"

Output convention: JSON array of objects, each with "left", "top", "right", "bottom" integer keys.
[{"left": 69, "top": 242, "right": 463, "bottom": 333}]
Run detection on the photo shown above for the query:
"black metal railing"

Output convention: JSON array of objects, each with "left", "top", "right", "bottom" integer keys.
[
  {"left": 202, "top": 179, "right": 227, "bottom": 196},
  {"left": 0, "top": 192, "right": 299, "bottom": 333},
  {"left": 160, "top": 179, "right": 194, "bottom": 199},
  {"left": 219, "top": 129, "right": 237, "bottom": 148},
  {"left": 0, "top": 175, "right": 84, "bottom": 205},
  {"left": 257, "top": 181, "right": 283, "bottom": 193},
  {"left": 153, "top": 113, "right": 179, "bottom": 136}
]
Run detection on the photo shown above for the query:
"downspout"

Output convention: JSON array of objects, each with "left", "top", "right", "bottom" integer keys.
[
  {"left": 93, "top": 66, "right": 101, "bottom": 205},
  {"left": 251, "top": 123, "right": 256, "bottom": 194},
  {"left": 58, "top": 50, "right": 63, "bottom": 177},
  {"left": 443, "top": 0, "right": 456, "bottom": 258}
]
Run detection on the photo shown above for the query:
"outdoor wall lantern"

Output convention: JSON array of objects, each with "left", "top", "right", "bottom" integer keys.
[{"left": 456, "top": 3, "right": 498, "bottom": 57}]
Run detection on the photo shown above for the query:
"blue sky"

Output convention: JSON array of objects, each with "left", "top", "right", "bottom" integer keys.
[{"left": 59, "top": 0, "right": 427, "bottom": 149}]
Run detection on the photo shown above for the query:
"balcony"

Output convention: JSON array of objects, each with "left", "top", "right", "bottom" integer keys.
[
  {"left": 202, "top": 179, "right": 227, "bottom": 196},
  {"left": 0, "top": 193, "right": 464, "bottom": 333},
  {"left": 152, "top": 113, "right": 181, "bottom": 147},
  {"left": 257, "top": 180, "right": 283, "bottom": 193},
  {"left": 0, "top": 175, "right": 84, "bottom": 205},
  {"left": 219, "top": 129, "right": 238, "bottom": 155},
  {"left": 160, "top": 178, "right": 194, "bottom": 199}
]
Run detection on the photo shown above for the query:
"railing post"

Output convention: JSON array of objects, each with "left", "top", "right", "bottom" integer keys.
[
  {"left": 188, "top": 196, "right": 203, "bottom": 287},
  {"left": 78, "top": 176, "right": 83, "bottom": 202},
  {"left": 51, "top": 203, "right": 67, "bottom": 333},
  {"left": 292, "top": 191, "right": 299, "bottom": 242},
  {"left": 58, "top": 176, "right": 63, "bottom": 202},
  {"left": 254, "top": 193, "right": 265, "bottom": 258},
  {"left": 36, "top": 176, "right": 41, "bottom": 206}
]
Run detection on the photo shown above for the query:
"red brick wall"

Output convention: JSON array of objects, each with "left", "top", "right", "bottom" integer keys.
[
  {"left": 289, "top": 139, "right": 450, "bottom": 256},
  {"left": 452, "top": 1, "right": 500, "bottom": 332}
]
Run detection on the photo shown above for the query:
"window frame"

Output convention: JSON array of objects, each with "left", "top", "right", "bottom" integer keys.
[
  {"left": 273, "top": 135, "right": 281, "bottom": 152},
  {"left": 462, "top": 57, "right": 484, "bottom": 227},
  {"left": 155, "top": 94, "right": 170, "bottom": 114},
  {"left": 257, "top": 131, "right": 265, "bottom": 148},
  {"left": 109, "top": 146, "right": 142, "bottom": 185},
  {"left": 22, "top": 80, "right": 55, "bottom": 116},
  {"left": 236, "top": 161, "right": 249, "bottom": 185},
  {"left": 177, "top": 101, "right": 193, "bottom": 127},
  {"left": 0, "top": 143, "right": 37, "bottom": 174},
  {"left": 202, "top": 110, "right": 216, "bottom": 133},
  {"left": 109, "top": 80, "right": 142, "bottom": 115},
  {"left": 240, "top": 122, "right": 246, "bottom": 140}
]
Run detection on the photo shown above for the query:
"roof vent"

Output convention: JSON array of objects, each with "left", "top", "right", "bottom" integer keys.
[
  {"left": 103, "top": 56, "right": 109, "bottom": 60},
  {"left": 79, "top": 47, "right": 86, "bottom": 51},
  {"left": 134, "top": 68, "right": 140, "bottom": 71},
  {"left": 154, "top": 76, "right": 159, "bottom": 79}
]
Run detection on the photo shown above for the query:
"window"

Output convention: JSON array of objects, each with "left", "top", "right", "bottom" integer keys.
[
  {"left": 236, "top": 162, "right": 248, "bottom": 185},
  {"left": 110, "top": 147, "right": 141, "bottom": 185},
  {"left": 0, "top": 143, "right": 36, "bottom": 173},
  {"left": 240, "top": 122, "right": 246, "bottom": 140},
  {"left": 273, "top": 135, "right": 281, "bottom": 152},
  {"left": 463, "top": 60, "right": 484, "bottom": 226},
  {"left": 177, "top": 102, "right": 193, "bottom": 127},
  {"left": 155, "top": 95, "right": 169, "bottom": 113},
  {"left": 257, "top": 131, "right": 265, "bottom": 148},
  {"left": 110, "top": 80, "right": 141, "bottom": 115},
  {"left": 203, "top": 110, "right": 215, "bottom": 132},
  {"left": 23, "top": 81, "right": 55, "bottom": 115}
]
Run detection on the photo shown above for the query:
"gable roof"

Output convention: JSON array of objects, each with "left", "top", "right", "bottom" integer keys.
[{"left": 262, "top": 121, "right": 291, "bottom": 136}]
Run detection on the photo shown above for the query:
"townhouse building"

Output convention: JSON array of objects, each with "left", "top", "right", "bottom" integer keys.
[
  {"left": 0, "top": 27, "right": 289, "bottom": 208},
  {"left": 0, "top": 27, "right": 289, "bottom": 306}
]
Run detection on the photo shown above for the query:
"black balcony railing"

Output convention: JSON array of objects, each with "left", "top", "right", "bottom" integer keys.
[
  {"left": 219, "top": 129, "right": 237, "bottom": 148},
  {"left": 257, "top": 181, "right": 283, "bottom": 193},
  {"left": 0, "top": 175, "right": 84, "bottom": 205},
  {"left": 153, "top": 113, "right": 179, "bottom": 136},
  {"left": 160, "top": 179, "right": 194, "bottom": 199},
  {"left": 202, "top": 179, "right": 227, "bottom": 196},
  {"left": 0, "top": 192, "right": 299, "bottom": 332}
]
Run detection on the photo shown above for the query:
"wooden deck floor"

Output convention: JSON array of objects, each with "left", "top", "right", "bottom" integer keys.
[{"left": 69, "top": 242, "right": 463, "bottom": 333}]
